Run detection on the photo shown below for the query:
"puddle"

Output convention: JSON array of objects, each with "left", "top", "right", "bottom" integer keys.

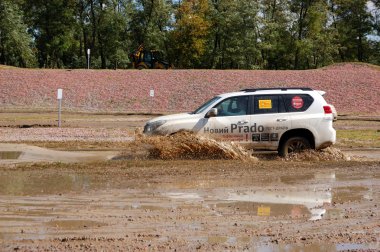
[
  {"left": 216, "top": 202, "right": 310, "bottom": 219},
  {"left": 253, "top": 243, "right": 369, "bottom": 252},
  {"left": 47, "top": 220, "right": 105, "bottom": 230},
  {"left": 207, "top": 236, "right": 228, "bottom": 244},
  {"left": 324, "top": 209, "right": 344, "bottom": 220},
  {"left": 281, "top": 172, "right": 336, "bottom": 184},
  {"left": 225, "top": 189, "right": 331, "bottom": 221},
  {"left": 194, "top": 236, "right": 372, "bottom": 251},
  {"left": 165, "top": 192, "right": 202, "bottom": 199},
  {"left": 0, "top": 143, "right": 117, "bottom": 164},
  {"left": 129, "top": 203, "right": 164, "bottom": 211},
  {"left": 332, "top": 186, "right": 367, "bottom": 203},
  {"left": 0, "top": 151, "right": 22, "bottom": 159},
  {"left": 0, "top": 172, "right": 94, "bottom": 196}
]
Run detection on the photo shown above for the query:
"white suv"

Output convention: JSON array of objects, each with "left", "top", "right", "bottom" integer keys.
[{"left": 143, "top": 87, "right": 336, "bottom": 156}]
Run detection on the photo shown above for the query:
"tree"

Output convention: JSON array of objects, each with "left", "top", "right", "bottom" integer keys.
[
  {"left": 24, "top": 0, "right": 78, "bottom": 68},
  {"left": 332, "top": 0, "right": 373, "bottom": 62},
  {"left": 258, "top": 0, "right": 293, "bottom": 69},
  {"left": 170, "top": 0, "right": 211, "bottom": 68},
  {"left": 97, "top": 2, "right": 130, "bottom": 69},
  {"left": 289, "top": 0, "right": 338, "bottom": 69},
  {"left": 206, "top": 0, "right": 261, "bottom": 69},
  {"left": 0, "top": 0, "right": 35, "bottom": 67}
]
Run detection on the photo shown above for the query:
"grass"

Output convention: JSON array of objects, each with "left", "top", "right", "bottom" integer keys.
[
  {"left": 0, "top": 64, "right": 17, "bottom": 70},
  {"left": 336, "top": 129, "right": 380, "bottom": 148}
]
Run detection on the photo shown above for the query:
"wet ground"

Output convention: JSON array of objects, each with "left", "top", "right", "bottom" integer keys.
[
  {"left": 0, "top": 113, "right": 379, "bottom": 251},
  {"left": 0, "top": 160, "right": 379, "bottom": 251}
]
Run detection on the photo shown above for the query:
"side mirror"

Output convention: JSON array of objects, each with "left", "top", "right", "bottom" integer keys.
[{"left": 206, "top": 108, "right": 218, "bottom": 118}]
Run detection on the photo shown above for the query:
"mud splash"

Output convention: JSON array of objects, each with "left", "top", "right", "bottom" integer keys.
[
  {"left": 283, "top": 147, "right": 350, "bottom": 161},
  {"left": 119, "top": 131, "right": 256, "bottom": 161}
]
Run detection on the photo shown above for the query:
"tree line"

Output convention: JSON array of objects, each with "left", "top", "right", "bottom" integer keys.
[{"left": 0, "top": 0, "right": 379, "bottom": 69}]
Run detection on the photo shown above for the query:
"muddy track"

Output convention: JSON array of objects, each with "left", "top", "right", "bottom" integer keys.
[
  {"left": 0, "top": 113, "right": 379, "bottom": 251},
  {"left": 0, "top": 160, "right": 379, "bottom": 251}
]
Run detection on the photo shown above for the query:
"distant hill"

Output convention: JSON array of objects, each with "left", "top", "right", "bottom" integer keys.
[{"left": 0, "top": 63, "right": 379, "bottom": 115}]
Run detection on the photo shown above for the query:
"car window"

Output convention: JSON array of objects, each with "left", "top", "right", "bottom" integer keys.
[
  {"left": 214, "top": 96, "right": 249, "bottom": 117},
  {"left": 254, "top": 95, "right": 284, "bottom": 114},
  {"left": 144, "top": 52, "right": 152, "bottom": 62},
  {"left": 283, "top": 94, "right": 314, "bottom": 112},
  {"left": 193, "top": 96, "right": 221, "bottom": 114}
]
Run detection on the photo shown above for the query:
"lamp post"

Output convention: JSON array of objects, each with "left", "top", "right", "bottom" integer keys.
[{"left": 87, "top": 48, "right": 90, "bottom": 69}]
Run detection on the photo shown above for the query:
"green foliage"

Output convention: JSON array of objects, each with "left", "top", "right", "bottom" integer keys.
[
  {"left": 170, "top": 0, "right": 211, "bottom": 68},
  {"left": 333, "top": 0, "right": 373, "bottom": 62},
  {"left": 0, "top": 0, "right": 36, "bottom": 67},
  {"left": 205, "top": 0, "right": 261, "bottom": 69},
  {"left": 2, "top": 0, "right": 380, "bottom": 69}
]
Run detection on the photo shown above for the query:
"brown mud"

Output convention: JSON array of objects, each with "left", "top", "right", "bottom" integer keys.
[
  {"left": 0, "top": 160, "right": 379, "bottom": 251},
  {"left": 117, "top": 131, "right": 257, "bottom": 161},
  {"left": 0, "top": 113, "right": 379, "bottom": 251}
]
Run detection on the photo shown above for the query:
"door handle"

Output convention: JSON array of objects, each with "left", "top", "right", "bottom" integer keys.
[
  {"left": 237, "top": 120, "right": 249, "bottom": 124},
  {"left": 277, "top": 119, "right": 287, "bottom": 122}
]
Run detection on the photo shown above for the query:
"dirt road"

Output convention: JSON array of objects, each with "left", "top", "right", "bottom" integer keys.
[{"left": 0, "top": 113, "right": 379, "bottom": 251}]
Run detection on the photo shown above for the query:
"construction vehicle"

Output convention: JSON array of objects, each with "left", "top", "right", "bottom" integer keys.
[{"left": 129, "top": 44, "right": 173, "bottom": 69}]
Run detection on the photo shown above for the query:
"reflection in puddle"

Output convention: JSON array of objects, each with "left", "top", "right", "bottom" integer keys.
[
  {"left": 202, "top": 236, "right": 371, "bottom": 252},
  {"left": 47, "top": 220, "right": 105, "bottom": 230},
  {"left": 281, "top": 172, "right": 336, "bottom": 184},
  {"left": 226, "top": 189, "right": 331, "bottom": 221},
  {"left": 165, "top": 192, "right": 202, "bottom": 199},
  {"left": 208, "top": 236, "right": 228, "bottom": 244},
  {"left": 253, "top": 243, "right": 368, "bottom": 252},
  {"left": 0, "top": 151, "right": 22, "bottom": 159},
  {"left": 215, "top": 202, "right": 310, "bottom": 219},
  {"left": 324, "top": 209, "right": 344, "bottom": 220},
  {"left": 0, "top": 172, "right": 93, "bottom": 196},
  {"left": 333, "top": 186, "right": 367, "bottom": 203}
]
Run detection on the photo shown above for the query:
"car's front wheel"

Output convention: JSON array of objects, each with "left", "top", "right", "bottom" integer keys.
[{"left": 279, "top": 136, "right": 311, "bottom": 157}]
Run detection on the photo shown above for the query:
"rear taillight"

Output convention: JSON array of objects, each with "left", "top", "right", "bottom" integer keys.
[{"left": 323, "top": 106, "right": 332, "bottom": 114}]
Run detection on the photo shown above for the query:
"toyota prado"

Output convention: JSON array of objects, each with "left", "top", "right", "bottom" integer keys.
[{"left": 143, "top": 87, "right": 336, "bottom": 156}]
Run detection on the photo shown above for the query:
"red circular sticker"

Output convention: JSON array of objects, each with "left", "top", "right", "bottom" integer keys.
[{"left": 291, "top": 96, "right": 304, "bottom": 109}]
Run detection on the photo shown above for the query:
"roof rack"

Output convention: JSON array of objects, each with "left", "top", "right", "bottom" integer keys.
[{"left": 241, "top": 87, "right": 313, "bottom": 92}]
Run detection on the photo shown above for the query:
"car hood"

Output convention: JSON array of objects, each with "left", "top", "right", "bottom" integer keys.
[{"left": 147, "top": 113, "right": 199, "bottom": 124}]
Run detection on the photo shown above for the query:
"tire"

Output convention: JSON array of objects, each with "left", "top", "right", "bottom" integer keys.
[{"left": 279, "top": 136, "right": 311, "bottom": 157}]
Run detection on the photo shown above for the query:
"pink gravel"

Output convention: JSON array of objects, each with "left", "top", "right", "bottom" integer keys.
[{"left": 0, "top": 63, "right": 379, "bottom": 115}]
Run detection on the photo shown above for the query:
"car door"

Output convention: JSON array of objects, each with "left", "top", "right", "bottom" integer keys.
[
  {"left": 205, "top": 95, "right": 252, "bottom": 143},
  {"left": 249, "top": 95, "right": 291, "bottom": 150}
]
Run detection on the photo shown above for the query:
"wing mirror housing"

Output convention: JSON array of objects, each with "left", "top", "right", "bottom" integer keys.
[{"left": 206, "top": 108, "right": 218, "bottom": 118}]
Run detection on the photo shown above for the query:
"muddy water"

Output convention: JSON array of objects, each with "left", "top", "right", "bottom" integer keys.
[
  {"left": 0, "top": 151, "right": 22, "bottom": 159},
  {"left": 121, "top": 131, "right": 257, "bottom": 160},
  {"left": 0, "top": 162, "right": 379, "bottom": 252}
]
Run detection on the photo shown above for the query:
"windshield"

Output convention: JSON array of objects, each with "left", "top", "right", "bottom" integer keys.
[{"left": 192, "top": 96, "right": 221, "bottom": 114}]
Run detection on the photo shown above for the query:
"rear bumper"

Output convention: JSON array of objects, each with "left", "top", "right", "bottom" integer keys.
[{"left": 315, "top": 128, "right": 336, "bottom": 150}]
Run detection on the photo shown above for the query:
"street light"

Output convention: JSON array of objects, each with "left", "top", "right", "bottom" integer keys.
[{"left": 87, "top": 48, "right": 90, "bottom": 69}]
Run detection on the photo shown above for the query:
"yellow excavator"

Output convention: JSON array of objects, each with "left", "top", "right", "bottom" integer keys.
[{"left": 129, "top": 44, "right": 173, "bottom": 69}]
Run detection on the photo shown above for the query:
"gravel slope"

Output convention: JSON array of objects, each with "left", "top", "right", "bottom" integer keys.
[{"left": 0, "top": 63, "right": 379, "bottom": 115}]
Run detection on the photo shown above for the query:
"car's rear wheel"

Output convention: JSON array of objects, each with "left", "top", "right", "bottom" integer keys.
[{"left": 279, "top": 136, "right": 311, "bottom": 157}]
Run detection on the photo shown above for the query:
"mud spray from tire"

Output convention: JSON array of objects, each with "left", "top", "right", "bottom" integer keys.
[
  {"left": 115, "top": 130, "right": 349, "bottom": 162},
  {"left": 282, "top": 147, "right": 350, "bottom": 161},
  {"left": 116, "top": 131, "right": 256, "bottom": 161}
]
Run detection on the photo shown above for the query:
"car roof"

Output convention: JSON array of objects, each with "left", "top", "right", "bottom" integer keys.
[{"left": 217, "top": 88, "right": 324, "bottom": 98}]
